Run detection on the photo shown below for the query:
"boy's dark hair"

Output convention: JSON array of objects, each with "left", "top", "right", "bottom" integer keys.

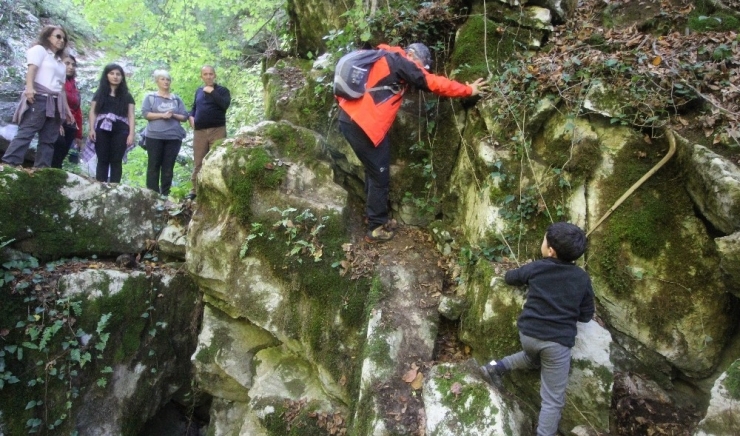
[{"left": 546, "top": 222, "right": 587, "bottom": 262}]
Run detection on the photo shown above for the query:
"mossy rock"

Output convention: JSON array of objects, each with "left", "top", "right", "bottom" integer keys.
[
  {"left": 188, "top": 136, "right": 370, "bottom": 414},
  {"left": 533, "top": 111, "right": 602, "bottom": 181},
  {"left": 459, "top": 261, "right": 523, "bottom": 362},
  {"left": 285, "top": 0, "right": 348, "bottom": 57},
  {"left": 423, "top": 362, "right": 533, "bottom": 436},
  {"left": 0, "top": 268, "right": 200, "bottom": 435},
  {"left": 263, "top": 58, "right": 335, "bottom": 132},
  {"left": 450, "top": 15, "right": 545, "bottom": 82},
  {"left": 589, "top": 140, "right": 736, "bottom": 377},
  {"left": 0, "top": 168, "right": 166, "bottom": 260}
]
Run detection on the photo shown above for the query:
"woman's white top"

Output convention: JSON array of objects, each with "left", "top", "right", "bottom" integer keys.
[{"left": 27, "top": 45, "right": 65, "bottom": 92}]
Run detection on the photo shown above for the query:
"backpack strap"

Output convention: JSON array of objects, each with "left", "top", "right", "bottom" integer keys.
[{"left": 366, "top": 84, "right": 403, "bottom": 94}]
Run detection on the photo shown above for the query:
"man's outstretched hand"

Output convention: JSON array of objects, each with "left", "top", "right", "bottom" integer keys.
[{"left": 468, "top": 78, "right": 490, "bottom": 96}]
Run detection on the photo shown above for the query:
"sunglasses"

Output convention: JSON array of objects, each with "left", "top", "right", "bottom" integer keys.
[{"left": 52, "top": 34, "right": 66, "bottom": 41}]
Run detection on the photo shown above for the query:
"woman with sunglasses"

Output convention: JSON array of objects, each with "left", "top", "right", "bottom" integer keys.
[{"left": 2, "top": 25, "right": 73, "bottom": 168}]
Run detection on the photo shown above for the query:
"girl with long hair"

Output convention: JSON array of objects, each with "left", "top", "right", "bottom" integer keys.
[
  {"left": 87, "top": 63, "right": 135, "bottom": 183},
  {"left": 2, "top": 25, "right": 73, "bottom": 167}
]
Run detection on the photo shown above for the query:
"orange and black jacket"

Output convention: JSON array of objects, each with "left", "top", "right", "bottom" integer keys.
[{"left": 337, "top": 44, "right": 473, "bottom": 146}]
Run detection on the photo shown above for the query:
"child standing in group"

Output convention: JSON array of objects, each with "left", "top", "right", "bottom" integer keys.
[{"left": 480, "top": 222, "right": 594, "bottom": 436}]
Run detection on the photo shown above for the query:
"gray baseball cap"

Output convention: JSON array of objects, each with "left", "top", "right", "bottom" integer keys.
[{"left": 407, "top": 43, "right": 432, "bottom": 70}]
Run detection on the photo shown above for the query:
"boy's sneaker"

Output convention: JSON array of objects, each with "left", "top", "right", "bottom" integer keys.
[
  {"left": 479, "top": 360, "right": 506, "bottom": 389},
  {"left": 365, "top": 226, "right": 395, "bottom": 243}
]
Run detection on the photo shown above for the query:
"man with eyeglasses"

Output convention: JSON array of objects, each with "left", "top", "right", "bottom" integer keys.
[{"left": 2, "top": 25, "right": 73, "bottom": 168}]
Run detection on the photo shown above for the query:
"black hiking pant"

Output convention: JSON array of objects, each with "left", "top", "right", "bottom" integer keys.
[{"left": 339, "top": 119, "right": 390, "bottom": 231}]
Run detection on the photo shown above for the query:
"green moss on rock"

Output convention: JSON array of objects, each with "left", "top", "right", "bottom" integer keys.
[
  {"left": 223, "top": 146, "right": 287, "bottom": 223},
  {"left": 247, "top": 211, "right": 371, "bottom": 406},
  {"left": 0, "top": 169, "right": 126, "bottom": 260},
  {"left": 433, "top": 366, "right": 498, "bottom": 426},
  {"left": 461, "top": 261, "right": 521, "bottom": 360},
  {"left": 724, "top": 360, "right": 740, "bottom": 400},
  {"left": 591, "top": 142, "right": 732, "bottom": 347},
  {"left": 451, "top": 16, "right": 543, "bottom": 82}
]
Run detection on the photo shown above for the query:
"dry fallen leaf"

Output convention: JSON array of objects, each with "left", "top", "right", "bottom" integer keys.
[
  {"left": 411, "top": 373, "right": 424, "bottom": 390},
  {"left": 450, "top": 382, "right": 463, "bottom": 398},
  {"left": 402, "top": 368, "right": 418, "bottom": 383}
]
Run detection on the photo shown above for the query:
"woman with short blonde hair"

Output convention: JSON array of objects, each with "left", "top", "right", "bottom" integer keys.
[{"left": 141, "top": 69, "right": 188, "bottom": 196}]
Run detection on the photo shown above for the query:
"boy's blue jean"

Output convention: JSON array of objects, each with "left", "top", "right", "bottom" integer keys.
[{"left": 500, "top": 332, "right": 571, "bottom": 436}]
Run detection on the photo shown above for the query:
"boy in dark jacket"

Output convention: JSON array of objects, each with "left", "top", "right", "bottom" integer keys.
[{"left": 480, "top": 222, "right": 595, "bottom": 436}]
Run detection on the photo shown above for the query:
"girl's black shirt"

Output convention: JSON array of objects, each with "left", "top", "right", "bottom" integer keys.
[{"left": 92, "top": 90, "right": 134, "bottom": 117}]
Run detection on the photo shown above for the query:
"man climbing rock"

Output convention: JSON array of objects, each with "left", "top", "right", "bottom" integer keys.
[{"left": 336, "top": 43, "right": 488, "bottom": 242}]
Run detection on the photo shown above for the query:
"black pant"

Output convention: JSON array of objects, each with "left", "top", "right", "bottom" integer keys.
[
  {"left": 146, "top": 137, "right": 182, "bottom": 196},
  {"left": 51, "top": 124, "right": 78, "bottom": 168},
  {"left": 95, "top": 121, "right": 128, "bottom": 183},
  {"left": 339, "top": 119, "right": 391, "bottom": 230}
]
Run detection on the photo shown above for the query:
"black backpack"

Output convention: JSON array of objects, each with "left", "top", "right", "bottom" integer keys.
[{"left": 333, "top": 49, "right": 398, "bottom": 100}]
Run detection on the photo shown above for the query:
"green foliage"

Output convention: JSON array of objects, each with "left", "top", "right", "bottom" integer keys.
[
  {"left": 687, "top": 0, "right": 740, "bottom": 32},
  {"left": 324, "top": 0, "right": 458, "bottom": 63},
  {"left": 240, "top": 207, "right": 329, "bottom": 264},
  {"left": 725, "top": 360, "right": 740, "bottom": 400},
  {"left": 72, "top": 0, "right": 271, "bottom": 137},
  {"left": 121, "top": 147, "right": 193, "bottom": 199},
  {"left": 0, "top": 259, "right": 112, "bottom": 434}
]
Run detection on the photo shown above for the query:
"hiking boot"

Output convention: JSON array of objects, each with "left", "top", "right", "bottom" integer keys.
[
  {"left": 185, "top": 192, "right": 197, "bottom": 201},
  {"left": 479, "top": 360, "right": 506, "bottom": 389},
  {"left": 383, "top": 219, "right": 398, "bottom": 230},
  {"left": 364, "top": 217, "right": 398, "bottom": 229},
  {"left": 365, "top": 226, "right": 395, "bottom": 243}
]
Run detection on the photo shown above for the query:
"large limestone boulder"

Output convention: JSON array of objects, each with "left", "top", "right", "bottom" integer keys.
[
  {"left": 715, "top": 232, "right": 740, "bottom": 299},
  {"left": 192, "top": 305, "right": 279, "bottom": 402},
  {"left": 0, "top": 267, "right": 201, "bottom": 435},
  {"left": 694, "top": 359, "right": 740, "bottom": 436},
  {"left": 187, "top": 122, "right": 366, "bottom": 433},
  {"left": 0, "top": 166, "right": 167, "bottom": 260},
  {"left": 587, "top": 128, "right": 734, "bottom": 379},
  {"left": 423, "top": 361, "right": 532, "bottom": 435},
  {"left": 679, "top": 140, "right": 740, "bottom": 235}
]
